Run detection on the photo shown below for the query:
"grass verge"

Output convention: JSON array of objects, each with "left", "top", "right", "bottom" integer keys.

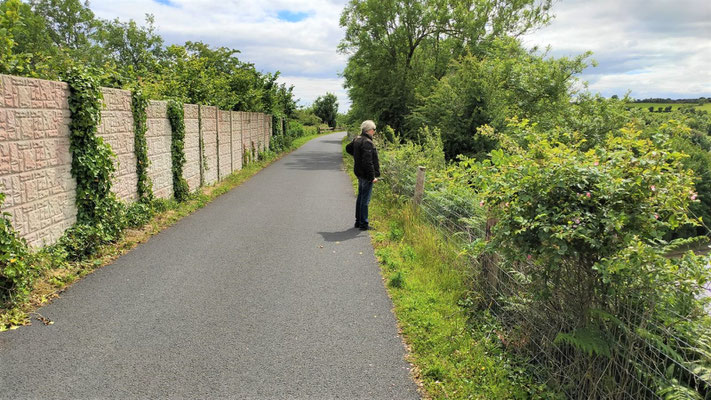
[
  {"left": 0, "top": 132, "right": 327, "bottom": 331},
  {"left": 342, "top": 139, "right": 554, "bottom": 399}
]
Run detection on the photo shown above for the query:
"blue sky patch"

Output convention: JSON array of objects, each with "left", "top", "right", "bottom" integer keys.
[
  {"left": 277, "top": 10, "right": 311, "bottom": 22},
  {"left": 154, "top": 0, "right": 177, "bottom": 6}
]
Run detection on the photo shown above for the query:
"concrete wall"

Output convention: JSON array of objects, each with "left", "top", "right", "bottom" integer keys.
[
  {"left": 146, "top": 101, "right": 174, "bottom": 200},
  {"left": 98, "top": 88, "right": 137, "bottom": 203},
  {"left": 231, "top": 111, "right": 243, "bottom": 171},
  {"left": 0, "top": 75, "right": 75, "bottom": 248},
  {"left": 0, "top": 74, "right": 273, "bottom": 247},
  {"left": 200, "top": 105, "right": 218, "bottom": 186},
  {"left": 218, "top": 110, "right": 231, "bottom": 179},
  {"left": 184, "top": 104, "right": 200, "bottom": 192},
  {"left": 244, "top": 112, "right": 257, "bottom": 160}
]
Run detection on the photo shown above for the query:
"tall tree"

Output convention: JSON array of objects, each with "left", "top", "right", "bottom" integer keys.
[
  {"left": 313, "top": 93, "right": 339, "bottom": 128},
  {"left": 30, "top": 0, "right": 97, "bottom": 50},
  {"left": 339, "top": 0, "right": 552, "bottom": 136},
  {"left": 96, "top": 14, "right": 164, "bottom": 79},
  {"left": 1, "top": 0, "right": 57, "bottom": 77}
]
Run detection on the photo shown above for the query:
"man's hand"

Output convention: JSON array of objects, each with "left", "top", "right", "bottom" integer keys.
[{"left": 373, "top": 178, "right": 379, "bottom": 183}]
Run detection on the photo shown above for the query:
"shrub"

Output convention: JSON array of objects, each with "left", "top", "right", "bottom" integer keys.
[
  {"left": 467, "top": 120, "right": 711, "bottom": 397},
  {"left": 57, "top": 223, "right": 110, "bottom": 262},
  {"left": 0, "top": 193, "right": 32, "bottom": 304}
]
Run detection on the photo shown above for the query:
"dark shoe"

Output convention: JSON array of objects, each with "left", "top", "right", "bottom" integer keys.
[
  {"left": 355, "top": 222, "right": 360, "bottom": 228},
  {"left": 359, "top": 225, "right": 374, "bottom": 231}
]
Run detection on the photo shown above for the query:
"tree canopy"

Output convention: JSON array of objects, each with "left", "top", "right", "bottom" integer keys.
[
  {"left": 0, "top": 0, "right": 296, "bottom": 116},
  {"left": 339, "top": 0, "right": 553, "bottom": 137},
  {"left": 313, "top": 93, "right": 339, "bottom": 128}
]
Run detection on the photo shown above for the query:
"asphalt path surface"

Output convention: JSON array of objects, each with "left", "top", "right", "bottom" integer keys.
[{"left": 0, "top": 132, "right": 420, "bottom": 399}]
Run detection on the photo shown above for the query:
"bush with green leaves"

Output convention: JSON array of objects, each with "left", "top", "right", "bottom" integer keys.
[
  {"left": 408, "top": 39, "right": 589, "bottom": 159},
  {"left": 379, "top": 128, "right": 486, "bottom": 237},
  {"left": 639, "top": 113, "right": 711, "bottom": 238},
  {"left": 269, "top": 121, "right": 313, "bottom": 153},
  {"left": 377, "top": 114, "right": 711, "bottom": 397},
  {"left": 0, "top": 193, "right": 32, "bottom": 304},
  {"left": 463, "top": 120, "right": 711, "bottom": 397}
]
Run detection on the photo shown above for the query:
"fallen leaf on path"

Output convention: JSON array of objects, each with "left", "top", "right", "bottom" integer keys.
[{"left": 33, "top": 313, "right": 54, "bottom": 326}]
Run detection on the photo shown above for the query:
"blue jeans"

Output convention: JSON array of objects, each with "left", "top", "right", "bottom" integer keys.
[{"left": 355, "top": 177, "right": 374, "bottom": 228}]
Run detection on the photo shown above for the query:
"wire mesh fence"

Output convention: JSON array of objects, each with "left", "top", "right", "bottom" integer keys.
[{"left": 377, "top": 145, "right": 711, "bottom": 399}]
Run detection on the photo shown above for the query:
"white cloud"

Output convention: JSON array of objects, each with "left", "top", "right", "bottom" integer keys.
[
  {"left": 87, "top": 0, "right": 711, "bottom": 109},
  {"left": 522, "top": 0, "right": 711, "bottom": 98},
  {"left": 89, "top": 0, "right": 349, "bottom": 78},
  {"left": 277, "top": 75, "right": 350, "bottom": 113}
]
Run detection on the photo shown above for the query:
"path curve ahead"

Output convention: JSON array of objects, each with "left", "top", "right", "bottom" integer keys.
[{"left": 0, "top": 132, "right": 420, "bottom": 399}]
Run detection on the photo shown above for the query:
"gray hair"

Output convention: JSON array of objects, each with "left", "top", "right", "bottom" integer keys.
[{"left": 360, "top": 120, "right": 376, "bottom": 134}]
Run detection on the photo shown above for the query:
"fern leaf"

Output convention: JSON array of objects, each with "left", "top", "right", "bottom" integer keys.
[
  {"left": 657, "top": 381, "right": 703, "bottom": 400},
  {"left": 554, "top": 326, "right": 612, "bottom": 358}
]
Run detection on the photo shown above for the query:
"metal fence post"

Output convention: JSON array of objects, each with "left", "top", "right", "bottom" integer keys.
[{"left": 414, "top": 166, "right": 426, "bottom": 205}]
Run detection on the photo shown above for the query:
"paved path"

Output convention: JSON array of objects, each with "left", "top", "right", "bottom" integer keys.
[{"left": 0, "top": 132, "right": 419, "bottom": 399}]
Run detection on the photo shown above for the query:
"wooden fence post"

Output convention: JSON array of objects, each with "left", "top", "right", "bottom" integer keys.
[
  {"left": 414, "top": 166, "right": 426, "bottom": 205},
  {"left": 481, "top": 216, "right": 499, "bottom": 296}
]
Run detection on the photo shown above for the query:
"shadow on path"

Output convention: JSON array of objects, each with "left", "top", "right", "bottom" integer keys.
[
  {"left": 283, "top": 151, "right": 343, "bottom": 171},
  {"left": 318, "top": 227, "right": 362, "bottom": 242},
  {"left": 321, "top": 139, "right": 346, "bottom": 145}
]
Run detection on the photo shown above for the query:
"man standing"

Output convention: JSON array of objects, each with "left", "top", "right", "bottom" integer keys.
[{"left": 349, "top": 120, "right": 380, "bottom": 230}]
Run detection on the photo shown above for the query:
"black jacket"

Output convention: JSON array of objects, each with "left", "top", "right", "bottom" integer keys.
[{"left": 347, "top": 133, "right": 380, "bottom": 181}]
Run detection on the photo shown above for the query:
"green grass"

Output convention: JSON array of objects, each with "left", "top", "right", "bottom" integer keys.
[
  {"left": 0, "top": 131, "right": 326, "bottom": 331},
  {"left": 343, "top": 141, "right": 555, "bottom": 399},
  {"left": 628, "top": 102, "right": 711, "bottom": 112}
]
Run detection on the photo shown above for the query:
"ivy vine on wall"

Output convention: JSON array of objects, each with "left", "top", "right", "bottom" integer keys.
[
  {"left": 65, "top": 67, "right": 123, "bottom": 237},
  {"left": 167, "top": 100, "right": 190, "bottom": 202},
  {"left": 131, "top": 88, "right": 153, "bottom": 203}
]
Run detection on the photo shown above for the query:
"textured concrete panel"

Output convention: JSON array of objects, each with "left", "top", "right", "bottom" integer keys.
[
  {"left": 184, "top": 104, "right": 200, "bottom": 192},
  {"left": 218, "top": 110, "right": 231, "bottom": 179},
  {"left": 259, "top": 113, "right": 266, "bottom": 152},
  {"left": 265, "top": 114, "right": 272, "bottom": 151},
  {"left": 146, "top": 101, "right": 173, "bottom": 200},
  {"left": 99, "top": 88, "right": 138, "bottom": 203},
  {"left": 243, "top": 112, "right": 256, "bottom": 162},
  {"left": 0, "top": 74, "right": 76, "bottom": 247},
  {"left": 200, "top": 105, "right": 218, "bottom": 185},
  {"left": 231, "top": 111, "right": 243, "bottom": 172}
]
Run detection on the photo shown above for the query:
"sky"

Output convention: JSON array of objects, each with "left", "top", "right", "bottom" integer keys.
[
  {"left": 520, "top": 0, "right": 711, "bottom": 100},
  {"left": 88, "top": 0, "right": 711, "bottom": 112}
]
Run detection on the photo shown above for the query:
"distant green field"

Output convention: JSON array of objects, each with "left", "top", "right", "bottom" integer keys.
[{"left": 628, "top": 102, "right": 711, "bottom": 112}]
